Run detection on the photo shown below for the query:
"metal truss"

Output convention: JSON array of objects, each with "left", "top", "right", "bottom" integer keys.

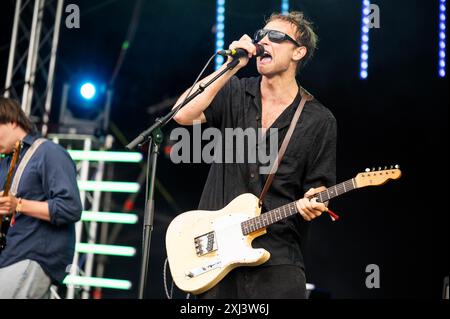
[{"left": 3, "top": 0, "right": 64, "bottom": 136}]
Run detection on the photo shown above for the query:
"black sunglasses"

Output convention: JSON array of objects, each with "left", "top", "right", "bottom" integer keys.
[{"left": 253, "top": 29, "right": 301, "bottom": 47}]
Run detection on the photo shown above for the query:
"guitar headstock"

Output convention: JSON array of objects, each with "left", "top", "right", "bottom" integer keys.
[{"left": 354, "top": 165, "right": 402, "bottom": 188}]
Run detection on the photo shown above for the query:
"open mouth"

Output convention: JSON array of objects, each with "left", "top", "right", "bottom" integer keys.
[{"left": 259, "top": 51, "right": 272, "bottom": 64}]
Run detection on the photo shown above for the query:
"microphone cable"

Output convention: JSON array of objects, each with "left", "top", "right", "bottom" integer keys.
[
  {"left": 165, "top": 52, "right": 218, "bottom": 125},
  {"left": 163, "top": 257, "right": 190, "bottom": 299}
]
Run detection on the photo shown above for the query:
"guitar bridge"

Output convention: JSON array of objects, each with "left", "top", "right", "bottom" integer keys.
[{"left": 194, "top": 231, "right": 217, "bottom": 256}]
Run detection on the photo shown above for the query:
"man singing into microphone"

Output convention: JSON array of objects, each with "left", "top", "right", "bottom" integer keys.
[{"left": 173, "top": 11, "right": 337, "bottom": 299}]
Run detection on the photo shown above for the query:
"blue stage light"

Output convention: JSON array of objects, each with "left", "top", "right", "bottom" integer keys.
[
  {"left": 80, "top": 82, "right": 96, "bottom": 100},
  {"left": 438, "top": 0, "right": 447, "bottom": 77},
  {"left": 282, "top": 0, "right": 289, "bottom": 14},
  {"left": 360, "top": 70, "right": 368, "bottom": 79},
  {"left": 216, "top": 55, "right": 224, "bottom": 66},
  {"left": 359, "top": 0, "right": 371, "bottom": 79},
  {"left": 215, "top": 0, "right": 226, "bottom": 70}
]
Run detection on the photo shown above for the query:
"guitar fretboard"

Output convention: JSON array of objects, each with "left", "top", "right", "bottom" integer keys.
[{"left": 241, "top": 178, "right": 356, "bottom": 235}]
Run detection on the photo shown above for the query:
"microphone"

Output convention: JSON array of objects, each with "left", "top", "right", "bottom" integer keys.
[{"left": 217, "top": 44, "right": 265, "bottom": 58}]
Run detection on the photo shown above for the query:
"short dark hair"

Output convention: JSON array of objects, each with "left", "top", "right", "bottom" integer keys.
[
  {"left": 266, "top": 11, "right": 318, "bottom": 73},
  {"left": 0, "top": 97, "right": 33, "bottom": 133}
]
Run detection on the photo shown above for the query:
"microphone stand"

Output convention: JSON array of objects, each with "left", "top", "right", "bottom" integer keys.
[{"left": 126, "top": 57, "right": 240, "bottom": 299}]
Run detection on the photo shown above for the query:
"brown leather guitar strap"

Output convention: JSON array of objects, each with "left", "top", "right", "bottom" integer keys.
[{"left": 258, "top": 87, "right": 313, "bottom": 207}]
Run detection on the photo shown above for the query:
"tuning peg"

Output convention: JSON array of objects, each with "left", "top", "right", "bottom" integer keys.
[
  {"left": 384, "top": 166, "right": 387, "bottom": 170},
  {"left": 372, "top": 167, "right": 375, "bottom": 171},
  {"left": 390, "top": 165, "right": 393, "bottom": 169},
  {"left": 365, "top": 168, "right": 370, "bottom": 172},
  {"left": 395, "top": 164, "right": 400, "bottom": 169},
  {"left": 378, "top": 167, "right": 382, "bottom": 171}
]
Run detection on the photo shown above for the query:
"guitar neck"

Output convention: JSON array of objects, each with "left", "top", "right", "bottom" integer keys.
[
  {"left": 241, "top": 178, "right": 357, "bottom": 235},
  {"left": 1, "top": 141, "right": 22, "bottom": 197}
]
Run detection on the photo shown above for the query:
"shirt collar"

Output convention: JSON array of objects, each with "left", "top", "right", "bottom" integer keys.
[
  {"left": 245, "top": 76, "right": 261, "bottom": 97},
  {"left": 246, "top": 76, "right": 303, "bottom": 132},
  {"left": 21, "top": 132, "right": 40, "bottom": 147},
  {"left": 244, "top": 76, "right": 303, "bottom": 98},
  {"left": 1, "top": 133, "right": 39, "bottom": 158}
]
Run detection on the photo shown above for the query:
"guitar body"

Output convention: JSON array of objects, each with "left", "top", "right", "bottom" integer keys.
[{"left": 165, "top": 193, "right": 270, "bottom": 295}]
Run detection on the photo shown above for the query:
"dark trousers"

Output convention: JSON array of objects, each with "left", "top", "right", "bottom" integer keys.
[{"left": 197, "top": 264, "right": 307, "bottom": 299}]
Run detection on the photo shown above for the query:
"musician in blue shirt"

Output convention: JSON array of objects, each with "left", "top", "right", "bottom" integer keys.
[{"left": 0, "top": 97, "right": 82, "bottom": 298}]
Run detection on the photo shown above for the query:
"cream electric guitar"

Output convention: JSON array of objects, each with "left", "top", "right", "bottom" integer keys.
[{"left": 166, "top": 166, "right": 402, "bottom": 294}]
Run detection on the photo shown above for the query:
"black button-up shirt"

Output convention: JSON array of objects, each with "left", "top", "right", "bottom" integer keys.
[
  {"left": 0, "top": 133, "right": 82, "bottom": 283},
  {"left": 201, "top": 76, "right": 337, "bottom": 269}
]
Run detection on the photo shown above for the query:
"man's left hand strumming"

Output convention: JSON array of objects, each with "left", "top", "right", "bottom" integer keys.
[{"left": 296, "top": 186, "right": 327, "bottom": 221}]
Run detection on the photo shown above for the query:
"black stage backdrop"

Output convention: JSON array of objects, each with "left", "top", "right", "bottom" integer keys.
[{"left": 0, "top": 0, "right": 448, "bottom": 299}]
